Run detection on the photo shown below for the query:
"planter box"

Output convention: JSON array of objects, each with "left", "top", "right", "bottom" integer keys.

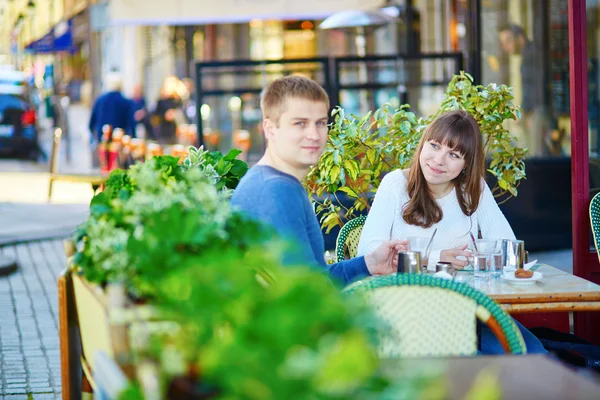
[{"left": 71, "top": 273, "right": 116, "bottom": 372}]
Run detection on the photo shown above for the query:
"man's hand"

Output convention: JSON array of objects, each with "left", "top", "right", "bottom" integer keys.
[
  {"left": 365, "top": 240, "right": 409, "bottom": 275},
  {"left": 440, "top": 244, "right": 472, "bottom": 268}
]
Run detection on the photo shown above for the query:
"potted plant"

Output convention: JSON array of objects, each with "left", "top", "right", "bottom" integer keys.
[
  {"left": 66, "top": 147, "right": 252, "bottom": 379},
  {"left": 304, "top": 72, "right": 528, "bottom": 233}
]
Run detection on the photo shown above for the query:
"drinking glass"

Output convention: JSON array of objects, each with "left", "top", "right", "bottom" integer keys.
[
  {"left": 490, "top": 245, "right": 504, "bottom": 279},
  {"left": 473, "top": 239, "right": 500, "bottom": 280},
  {"left": 407, "top": 236, "right": 432, "bottom": 264}
]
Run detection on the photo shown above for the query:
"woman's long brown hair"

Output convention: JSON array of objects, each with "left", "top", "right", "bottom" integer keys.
[{"left": 402, "top": 110, "right": 485, "bottom": 228}]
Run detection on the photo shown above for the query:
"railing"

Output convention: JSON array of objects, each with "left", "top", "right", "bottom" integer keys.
[{"left": 194, "top": 53, "right": 464, "bottom": 158}]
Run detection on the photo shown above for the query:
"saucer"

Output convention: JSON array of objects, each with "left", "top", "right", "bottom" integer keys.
[{"left": 501, "top": 271, "right": 543, "bottom": 285}]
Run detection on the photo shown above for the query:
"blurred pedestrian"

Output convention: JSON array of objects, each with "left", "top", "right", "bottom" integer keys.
[
  {"left": 88, "top": 73, "right": 134, "bottom": 167},
  {"left": 152, "top": 76, "right": 183, "bottom": 144},
  {"left": 131, "top": 83, "right": 155, "bottom": 140},
  {"left": 498, "top": 24, "right": 554, "bottom": 156}
]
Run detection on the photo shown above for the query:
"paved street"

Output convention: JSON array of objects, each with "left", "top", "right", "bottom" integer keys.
[{"left": 0, "top": 240, "right": 64, "bottom": 399}]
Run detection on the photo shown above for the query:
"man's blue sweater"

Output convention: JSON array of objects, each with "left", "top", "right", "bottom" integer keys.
[{"left": 230, "top": 165, "right": 370, "bottom": 285}]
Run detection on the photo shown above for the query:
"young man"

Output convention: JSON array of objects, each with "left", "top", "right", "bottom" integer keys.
[{"left": 231, "top": 76, "right": 407, "bottom": 285}]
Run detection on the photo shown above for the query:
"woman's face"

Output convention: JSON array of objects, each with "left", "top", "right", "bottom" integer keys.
[{"left": 419, "top": 140, "right": 466, "bottom": 187}]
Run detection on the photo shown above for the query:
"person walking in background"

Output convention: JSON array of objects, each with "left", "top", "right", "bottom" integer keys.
[
  {"left": 88, "top": 74, "right": 134, "bottom": 167},
  {"left": 89, "top": 73, "right": 134, "bottom": 141},
  {"left": 152, "top": 76, "right": 183, "bottom": 145},
  {"left": 131, "top": 83, "right": 155, "bottom": 140},
  {"left": 498, "top": 24, "right": 554, "bottom": 156}
]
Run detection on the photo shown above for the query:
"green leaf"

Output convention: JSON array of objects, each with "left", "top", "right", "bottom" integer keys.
[
  {"left": 224, "top": 148, "right": 243, "bottom": 161},
  {"left": 399, "top": 121, "right": 411, "bottom": 134},
  {"left": 338, "top": 187, "right": 358, "bottom": 198},
  {"left": 343, "top": 159, "right": 360, "bottom": 180},
  {"left": 330, "top": 166, "right": 340, "bottom": 183}
]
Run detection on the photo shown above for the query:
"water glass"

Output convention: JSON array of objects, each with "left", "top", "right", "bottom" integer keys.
[
  {"left": 473, "top": 250, "right": 491, "bottom": 280},
  {"left": 472, "top": 239, "right": 500, "bottom": 280},
  {"left": 490, "top": 247, "right": 503, "bottom": 279},
  {"left": 408, "top": 236, "right": 432, "bottom": 260}
]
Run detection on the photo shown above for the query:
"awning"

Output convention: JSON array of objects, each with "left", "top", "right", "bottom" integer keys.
[
  {"left": 108, "top": 0, "right": 382, "bottom": 25},
  {"left": 25, "top": 19, "right": 76, "bottom": 54}
]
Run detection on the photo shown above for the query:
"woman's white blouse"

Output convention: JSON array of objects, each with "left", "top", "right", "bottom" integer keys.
[{"left": 357, "top": 169, "right": 516, "bottom": 269}]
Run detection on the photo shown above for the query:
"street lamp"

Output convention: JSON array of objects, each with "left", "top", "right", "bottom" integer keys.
[{"left": 320, "top": 9, "right": 395, "bottom": 114}]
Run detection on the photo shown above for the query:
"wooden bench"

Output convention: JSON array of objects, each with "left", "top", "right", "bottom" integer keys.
[{"left": 48, "top": 128, "right": 107, "bottom": 201}]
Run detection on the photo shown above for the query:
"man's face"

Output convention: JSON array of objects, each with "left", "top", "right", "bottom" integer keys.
[
  {"left": 264, "top": 97, "right": 329, "bottom": 173},
  {"left": 499, "top": 30, "right": 521, "bottom": 55}
]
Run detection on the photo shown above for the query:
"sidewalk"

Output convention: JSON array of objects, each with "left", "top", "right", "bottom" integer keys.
[
  {"left": 0, "top": 203, "right": 88, "bottom": 246},
  {"left": 0, "top": 240, "right": 65, "bottom": 399}
]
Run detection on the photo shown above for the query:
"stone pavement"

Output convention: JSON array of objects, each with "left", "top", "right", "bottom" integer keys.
[
  {"left": 0, "top": 204, "right": 89, "bottom": 246},
  {"left": 0, "top": 239, "right": 65, "bottom": 399}
]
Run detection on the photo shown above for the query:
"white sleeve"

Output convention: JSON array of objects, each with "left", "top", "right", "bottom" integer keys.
[
  {"left": 357, "top": 171, "right": 403, "bottom": 256},
  {"left": 476, "top": 178, "right": 517, "bottom": 241}
]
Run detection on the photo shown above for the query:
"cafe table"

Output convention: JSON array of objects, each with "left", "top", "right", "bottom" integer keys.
[
  {"left": 455, "top": 264, "right": 600, "bottom": 313},
  {"left": 381, "top": 354, "right": 600, "bottom": 400}
]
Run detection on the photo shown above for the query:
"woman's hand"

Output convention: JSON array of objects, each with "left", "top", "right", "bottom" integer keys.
[
  {"left": 440, "top": 244, "right": 472, "bottom": 269},
  {"left": 365, "top": 240, "right": 409, "bottom": 275}
]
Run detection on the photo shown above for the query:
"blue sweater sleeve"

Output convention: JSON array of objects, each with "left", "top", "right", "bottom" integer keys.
[
  {"left": 232, "top": 173, "right": 370, "bottom": 286},
  {"left": 328, "top": 257, "right": 370, "bottom": 286}
]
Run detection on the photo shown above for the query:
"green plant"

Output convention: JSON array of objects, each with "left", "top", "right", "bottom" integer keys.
[
  {"left": 183, "top": 146, "right": 249, "bottom": 191},
  {"left": 304, "top": 104, "right": 426, "bottom": 233},
  {"left": 129, "top": 246, "right": 443, "bottom": 400},
  {"left": 434, "top": 72, "right": 527, "bottom": 200},
  {"left": 304, "top": 72, "right": 527, "bottom": 232},
  {"left": 73, "top": 153, "right": 259, "bottom": 294}
]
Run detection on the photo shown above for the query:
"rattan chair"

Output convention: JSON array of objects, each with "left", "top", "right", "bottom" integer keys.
[
  {"left": 344, "top": 274, "right": 527, "bottom": 357},
  {"left": 335, "top": 215, "right": 367, "bottom": 262},
  {"left": 590, "top": 192, "right": 600, "bottom": 263}
]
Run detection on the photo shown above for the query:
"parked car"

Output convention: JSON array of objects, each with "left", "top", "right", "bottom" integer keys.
[{"left": 0, "top": 69, "right": 39, "bottom": 159}]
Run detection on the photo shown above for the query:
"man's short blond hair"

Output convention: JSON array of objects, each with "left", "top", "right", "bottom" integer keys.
[{"left": 260, "top": 76, "right": 330, "bottom": 124}]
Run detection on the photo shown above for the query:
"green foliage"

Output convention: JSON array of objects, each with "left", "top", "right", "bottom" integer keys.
[
  {"left": 304, "top": 104, "right": 426, "bottom": 233},
  {"left": 434, "top": 72, "right": 527, "bottom": 201},
  {"left": 73, "top": 154, "right": 259, "bottom": 293},
  {"left": 142, "top": 247, "right": 410, "bottom": 400},
  {"left": 304, "top": 72, "right": 527, "bottom": 231},
  {"left": 183, "top": 146, "right": 249, "bottom": 191}
]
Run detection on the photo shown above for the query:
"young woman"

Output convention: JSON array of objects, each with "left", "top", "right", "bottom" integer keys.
[{"left": 357, "top": 110, "right": 546, "bottom": 354}]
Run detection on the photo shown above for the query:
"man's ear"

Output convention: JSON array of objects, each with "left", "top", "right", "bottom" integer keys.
[{"left": 263, "top": 118, "right": 276, "bottom": 141}]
